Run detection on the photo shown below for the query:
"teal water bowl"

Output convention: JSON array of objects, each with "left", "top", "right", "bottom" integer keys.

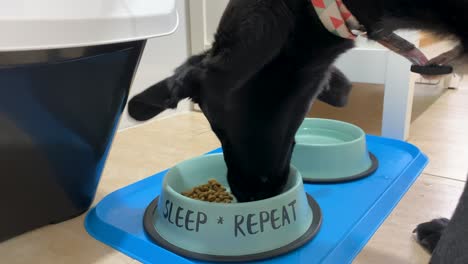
[
  {"left": 292, "top": 118, "right": 378, "bottom": 183},
  {"left": 144, "top": 154, "right": 322, "bottom": 262}
]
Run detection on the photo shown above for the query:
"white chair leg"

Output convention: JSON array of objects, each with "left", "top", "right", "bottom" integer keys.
[
  {"left": 381, "top": 53, "right": 416, "bottom": 141},
  {"left": 447, "top": 74, "right": 463, "bottom": 89}
]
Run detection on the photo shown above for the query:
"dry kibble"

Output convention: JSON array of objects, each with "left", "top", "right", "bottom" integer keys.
[{"left": 182, "top": 179, "right": 234, "bottom": 204}]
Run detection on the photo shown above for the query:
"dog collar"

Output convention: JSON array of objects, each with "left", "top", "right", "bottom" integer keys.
[
  {"left": 312, "top": 0, "right": 430, "bottom": 66},
  {"left": 311, "top": 0, "right": 364, "bottom": 39}
]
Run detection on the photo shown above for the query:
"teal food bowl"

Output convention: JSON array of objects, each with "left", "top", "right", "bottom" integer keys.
[
  {"left": 292, "top": 118, "right": 378, "bottom": 183},
  {"left": 144, "top": 154, "right": 322, "bottom": 262}
]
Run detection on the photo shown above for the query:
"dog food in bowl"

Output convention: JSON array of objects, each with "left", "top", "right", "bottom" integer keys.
[
  {"left": 182, "top": 179, "right": 234, "bottom": 203},
  {"left": 145, "top": 154, "right": 321, "bottom": 261}
]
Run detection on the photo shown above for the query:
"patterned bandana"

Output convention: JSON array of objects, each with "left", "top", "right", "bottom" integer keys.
[
  {"left": 311, "top": 0, "right": 431, "bottom": 66},
  {"left": 311, "top": 0, "right": 363, "bottom": 39}
]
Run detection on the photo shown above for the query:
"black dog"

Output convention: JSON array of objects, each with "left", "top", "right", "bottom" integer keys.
[{"left": 128, "top": 0, "right": 468, "bottom": 262}]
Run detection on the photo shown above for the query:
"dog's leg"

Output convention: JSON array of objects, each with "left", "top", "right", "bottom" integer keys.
[{"left": 428, "top": 180, "right": 468, "bottom": 264}]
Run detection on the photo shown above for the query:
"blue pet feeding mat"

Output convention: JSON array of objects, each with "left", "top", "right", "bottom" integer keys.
[{"left": 85, "top": 135, "right": 428, "bottom": 264}]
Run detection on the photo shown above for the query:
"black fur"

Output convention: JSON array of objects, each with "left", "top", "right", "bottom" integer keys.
[
  {"left": 130, "top": 0, "right": 354, "bottom": 202},
  {"left": 128, "top": 0, "right": 468, "bottom": 262},
  {"left": 414, "top": 218, "right": 450, "bottom": 253}
]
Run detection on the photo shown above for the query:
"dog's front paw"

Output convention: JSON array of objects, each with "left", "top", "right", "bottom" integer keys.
[{"left": 413, "top": 218, "right": 450, "bottom": 253}]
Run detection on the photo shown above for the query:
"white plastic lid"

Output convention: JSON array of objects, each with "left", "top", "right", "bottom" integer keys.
[{"left": 0, "top": 0, "right": 178, "bottom": 52}]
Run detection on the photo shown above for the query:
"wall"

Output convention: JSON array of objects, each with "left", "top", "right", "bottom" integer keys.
[
  {"left": 119, "top": 0, "right": 191, "bottom": 130},
  {"left": 188, "top": 0, "right": 228, "bottom": 54}
]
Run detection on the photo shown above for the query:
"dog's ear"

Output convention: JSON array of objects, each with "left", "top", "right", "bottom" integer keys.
[
  {"left": 127, "top": 78, "right": 174, "bottom": 121},
  {"left": 318, "top": 66, "right": 352, "bottom": 107},
  {"left": 128, "top": 54, "right": 206, "bottom": 121}
]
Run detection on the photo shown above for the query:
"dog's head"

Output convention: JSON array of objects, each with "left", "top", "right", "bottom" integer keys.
[
  {"left": 128, "top": 49, "right": 351, "bottom": 202},
  {"left": 127, "top": 0, "right": 356, "bottom": 202}
]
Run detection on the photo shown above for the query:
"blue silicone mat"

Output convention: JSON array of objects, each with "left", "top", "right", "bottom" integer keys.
[{"left": 85, "top": 135, "right": 428, "bottom": 264}]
